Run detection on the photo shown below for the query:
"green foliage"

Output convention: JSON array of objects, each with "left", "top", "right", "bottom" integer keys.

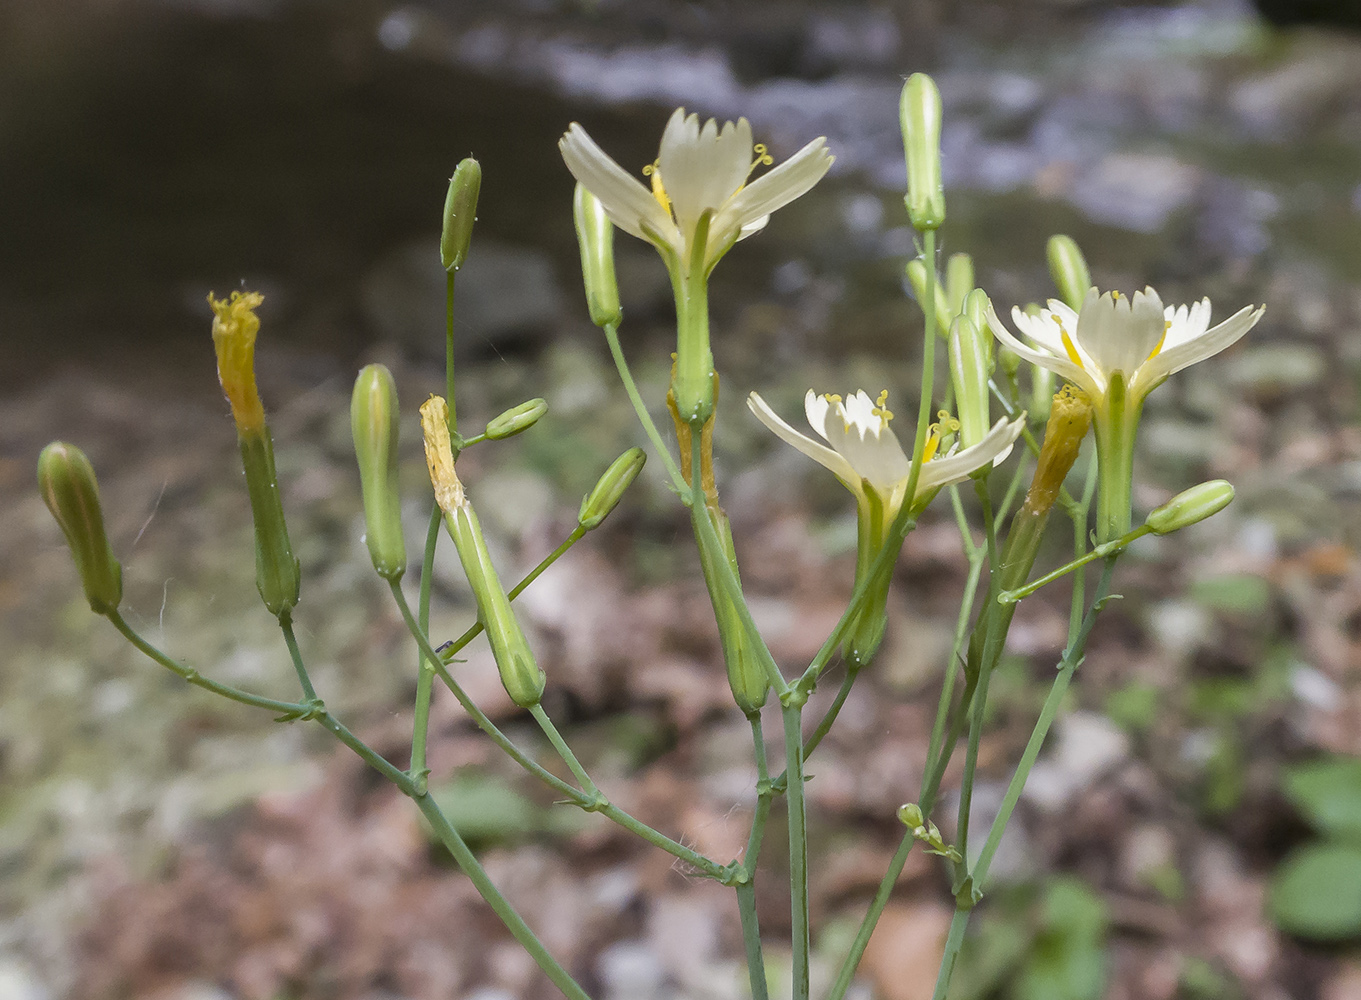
[
  {"left": 1269, "top": 842, "right": 1361, "bottom": 940},
  {"left": 1105, "top": 680, "right": 1160, "bottom": 734},
  {"left": 1188, "top": 574, "right": 1270, "bottom": 616},
  {"left": 1282, "top": 756, "right": 1361, "bottom": 840}
]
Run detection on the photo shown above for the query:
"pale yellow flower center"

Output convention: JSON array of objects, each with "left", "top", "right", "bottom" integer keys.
[
  {"left": 641, "top": 143, "right": 775, "bottom": 221},
  {"left": 921, "top": 410, "right": 960, "bottom": 463}
]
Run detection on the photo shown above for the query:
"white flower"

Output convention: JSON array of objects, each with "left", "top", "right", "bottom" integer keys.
[
  {"left": 560, "top": 108, "right": 833, "bottom": 277},
  {"left": 747, "top": 389, "right": 1025, "bottom": 517},
  {"left": 986, "top": 286, "right": 1264, "bottom": 408}
]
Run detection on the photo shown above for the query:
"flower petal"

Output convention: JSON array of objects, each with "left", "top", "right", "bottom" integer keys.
[
  {"left": 749, "top": 391, "right": 862, "bottom": 491},
  {"left": 915, "top": 415, "right": 1026, "bottom": 495},
  {"left": 816, "top": 390, "right": 911, "bottom": 490},
  {"left": 989, "top": 303, "right": 1099, "bottom": 398},
  {"left": 1138, "top": 303, "right": 1264, "bottom": 391},
  {"left": 716, "top": 137, "right": 833, "bottom": 240},
  {"left": 560, "top": 123, "right": 676, "bottom": 246}
]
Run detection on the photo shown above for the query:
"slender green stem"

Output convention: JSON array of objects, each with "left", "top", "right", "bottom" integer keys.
[
  {"left": 1000, "top": 524, "right": 1149, "bottom": 603},
  {"left": 826, "top": 832, "right": 915, "bottom": 1000},
  {"left": 744, "top": 713, "right": 774, "bottom": 871},
  {"left": 736, "top": 881, "right": 769, "bottom": 1000},
  {"left": 954, "top": 477, "right": 999, "bottom": 866},
  {"left": 313, "top": 708, "right": 416, "bottom": 793},
  {"left": 388, "top": 579, "right": 582, "bottom": 801},
  {"left": 901, "top": 229, "right": 939, "bottom": 512},
  {"left": 971, "top": 556, "right": 1116, "bottom": 890},
  {"left": 410, "top": 505, "right": 443, "bottom": 794},
  {"left": 801, "top": 669, "right": 856, "bottom": 762},
  {"left": 602, "top": 321, "right": 686, "bottom": 492},
  {"left": 929, "top": 907, "right": 973, "bottom": 1000},
  {"left": 414, "top": 793, "right": 591, "bottom": 1000},
  {"left": 922, "top": 546, "right": 986, "bottom": 792},
  {"left": 435, "top": 528, "right": 587, "bottom": 666},
  {"left": 597, "top": 801, "right": 732, "bottom": 881},
  {"left": 529, "top": 703, "right": 601, "bottom": 799},
  {"left": 279, "top": 616, "right": 318, "bottom": 703},
  {"left": 782, "top": 699, "right": 811, "bottom": 1000},
  {"left": 106, "top": 610, "right": 308, "bottom": 716},
  {"left": 445, "top": 270, "right": 458, "bottom": 434}
]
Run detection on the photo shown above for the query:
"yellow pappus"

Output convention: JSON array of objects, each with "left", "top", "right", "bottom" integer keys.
[
  {"left": 208, "top": 290, "right": 300, "bottom": 620},
  {"left": 420, "top": 395, "right": 545, "bottom": 709},
  {"left": 38, "top": 441, "right": 122, "bottom": 614},
  {"left": 351, "top": 364, "right": 406, "bottom": 581}
]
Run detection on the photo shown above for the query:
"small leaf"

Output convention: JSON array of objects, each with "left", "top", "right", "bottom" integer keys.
[
  {"left": 1269, "top": 842, "right": 1361, "bottom": 940},
  {"left": 1283, "top": 756, "right": 1361, "bottom": 839}
]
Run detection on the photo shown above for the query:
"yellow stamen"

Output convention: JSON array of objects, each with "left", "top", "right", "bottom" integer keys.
[
  {"left": 643, "top": 161, "right": 672, "bottom": 216},
  {"left": 1149, "top": 318, "right": 1171, "bottom": 359},
  {"left": 921, "top": 411, "right": 961, "bottom": 463},
  {"left": 871, "top": 389, "right": 894, "bottom": 425},
  {"left": 823, "top": 393, "right": 842, "bottom": 403},
  {"left": 419, "top": 395, "right": 465, "bottom": 514},
  {"left": 1055, "top": 317, "right": 1085, "bottom": 370}
]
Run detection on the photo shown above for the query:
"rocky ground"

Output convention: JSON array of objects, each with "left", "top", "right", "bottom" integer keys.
[{"left": 5, "top": 1, "right": 1361, "bottom": 998}]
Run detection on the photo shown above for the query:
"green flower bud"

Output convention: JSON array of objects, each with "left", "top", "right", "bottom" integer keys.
[
  {"left": 485, "top": 398, "right": 548, "bottom": 441},
  {"left": 1145, "top": 480, "right": 1235, "bottom": 535},
  {"left": 701, "top": 507, "right": 768, "bottom": 714},
  {"left": 897, "top": 803, "right": 926, "bottom": 829},
  {"left": 945, "top": 252, "right": 974, "bottom": 316},
  {"left": 421, "top": 395, "right": 545, "bottom": 708},
  {"left": 351, "top": 364, "right": 406, "bottom": 581},
  {"left": 900, "top": 73, "right": 945, "bottom": 231},
  {"left": 38, "top": 442, "right": 122, "bottom": 614},
  {"left": 904, "top": 258, "right": 951, "bottom": 338},
  {"left": 440, "top": 157, "right": 482, "bottom": 273},
  {"left": 1046, "top": 234, "right": 1092, "bottom": 312},
  {"left": 573, "top": 183, "right": 623, "bottom": 328},
  {"left": 239, "top": 428, "right": 301, "bottom": 619},
  {"left": 578, "top": 447, "right": 646, "bottom": 530},
  {"left": 949, "top": 315, "right": 991, "bottom": 450},
  {"left": 963, "top": 288, "right": 993, "bottom": 366}
]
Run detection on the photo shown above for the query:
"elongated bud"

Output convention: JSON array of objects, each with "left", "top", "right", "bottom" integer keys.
[
  {"left": 905, "top": 258, "right": 952, "bottom": 338},
  {"left": 39, "top": 442, "right": 122, "bottom": 614},
  {"left": 946, "top": 253, "right": 974, "bottom": 316},
  {"left": 351, "top": 364, "right": 405, "bottom": 581},
  {"left": 695, "top": 506, "right": 768, "bottom": 714},
  {"left": 209, "top": 291, "right": 300, "bottom": 618},
  {"left": 1145, "top": 480, "right": 1234, "bottom": 535},
  {"left": 1023, "top": 384, "right": 1093, "bottom": 519},
  {"left": 485, "top": 398, "right": 548, "bottom": 440},
  {"left": 441, "top": 157, "right": 481, "bottom": 272},
  {"left": 963, "top": 288, "right": 993, "bottom": 366},
  {"left": 573, "top": 183, "right": 623, "bottom": 328},
  {"left": 579, "top": 447, "right": 646, "bottom": 530},
  {"left": 949, "top": 315, "right": 992, "bottom": 450},
  {"left": 901, "top": 73, "right": 945, "bottom": 231},
  {"left": 1046, "top": 234, "right": 1091, "bottom": 312},
  {"left": 421, "top": 395, "right": 545, "bottom": 708}
]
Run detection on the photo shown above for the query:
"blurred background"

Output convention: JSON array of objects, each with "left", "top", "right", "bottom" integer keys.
[{"left": 5, "top": 0, "right": 1361, "bottom": 997}]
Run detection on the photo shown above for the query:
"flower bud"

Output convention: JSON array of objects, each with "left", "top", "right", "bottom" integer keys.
[
  {"left": 209, "top": 291, "right": 300, "bottom": 618},
  {"left": 579, "top": 447, "right": 646, "bottom": 530},
  {"left": 946, "top": 252, "right": 974, "bottom": 316},
  {"left": 573, "top": 183, "right": 623, "bottom": 328},
  {"left": 1145, "top": 480, "right": 1235, "bottom": 535},
  {"left": 38, "top": 442, "right": 122, "bottom": 614},
  {"left": 963, "top": 288, "right": 993, "bottom": 365},
  {"left": 897, "top": 803, "right": 926, "bottom": 829},
  {"left": 949, "top": 315, "right": 991, "bottom": 450},
  {"left": 421, "top": 395, "right": 545, "bottom": 708},
  {"left": 900, "top": 73, "right": 945, "bottom": 231},
  {"left": 695, "top": 507, "right": 769, "bottom": 714},
  {"left": 351, "top": 364, "right": 405, "bottom": 581},
  {"left": 1046, "top": 234, "right": 1092, "bottom": 312},
  {"left": 904, "top": 258, "right": 952, "bottom": 338},
  {"left": 440, "top": 157, "right": 481, "bottom": 273},
  {"left": 485, "top": 398, "right": 548, "bottom": 441}
]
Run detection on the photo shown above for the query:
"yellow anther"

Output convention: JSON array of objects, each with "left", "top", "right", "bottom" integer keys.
[
  {"left": 752, "top": 143, "right": 773, "bottom": 167},
  {"left": 1055, "top": 317, "right": 1085, "bottom": 370},
  {"left": 824, "top": 393, "right": 842, "bottom": 403},
  {"left": 1111, "top": 290, "right": 1122, "bottom": 300},
  {"left": 871, "top": 389, "right": 895, "bottom": 424},
  {"left": 643, "top": 161, "right": 672, "bottom": 216}
]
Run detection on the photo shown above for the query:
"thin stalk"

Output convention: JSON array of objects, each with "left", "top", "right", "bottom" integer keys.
[
  {"left": 826, "top": 832, "right": 915, "bottom": 1000},
  {"left": 782, "top": 699, "right": 811, "bottom": 1000},
  {"left": 279, "top": 617, "right": 318, "bottom": 703},
  {"left": 529, "top": 703, "right": 601, "bottom": 800},
  {"left": 971, "top": 556, "right": 1116, "bottom": 890},
  {"left": 435, "top": 527, "right": 587, "bottom": 666},
  {"left": 901, "top": 229, "right": 940, "bottom": 510},
  {"left": 602, "top": 321, "right": 686, "bottom": 492},
  {"left": 801, "top": 669, "right": 856, "bottom": 762},
  {"left": 597, "top": 801, "right": 732, "bottom": 880},
  {"left": 410, "top": 505, "right": 443, "bottom": 794},
  {"left": 922, "top": 545, "right": 986, "bottom": 791},
  {"left": 414, "top": 793, "right": 591, "bottom": 1000},
  {"left": 388, "top": 579, "right": 582, "bottom": 801},
  {"left": 1001, "top": 523, "right": 1150, "bottom": 603},
  {"left": 445, "top": 270, "right": 458, "bottom": 434},
  {"left": 929, "top": 907, "right": 973, "bottom": 1000},
  {"left": 106, "top": 610, "right": 308, "bottom": 716},
  {"left": 744, "top": 713, "right": 774, "bottom": 871},
  {"left": 736, "top": 882, "right": 769, "bottom": 1000},
  {"left": 314, "top": 708, "right": 416, "bottom": 793}
]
